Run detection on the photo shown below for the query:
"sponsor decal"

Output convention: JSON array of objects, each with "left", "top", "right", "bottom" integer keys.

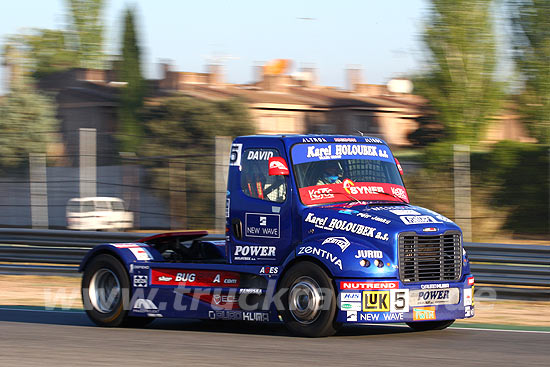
[
  {"left": 354, "top": 249, "right": 383, "bottom": 259},
  {"left": 410, "top": 288, "right": 460, "bottom": 306},
  {"left": 247, "top": 150, "right": 274, "bottom": 161},
  {"left": 356, "top": 212, "right": 391, "bottom": 225},
  {"left": 362, "top": 289, "right": 409, "bottom": 313},
  {"left": 308, "top": 187, "right": 334, "bottom": 201},
  {"left": 420, "top": 283, "right": 450, "bottom": 289},
  {"left": 413, "top": 307, "right": 436, "bottom": 321},
  {"left": 208, "top": 310, "right": 269, "bottom": 322},
  {"left": 302, "top": 137, "right": 327, "bottom": 143},
  {"left": 341, "top": 292, "right": 362, "bottom": 302},
  {"left": 268, "top": 157, "right": 289, "bottom": 175},
  {"left": 378, "top": 149, "right": 389, "bottom": 158},
  {"left": 340, "top": 281, "right": 399, "bottom": 290},
  {"left": 389, "top": 209, "right": 421, "bottom": 215},
  {"left": 134, "top": 264, "right": 149, "bottom": 270},
  {"left": 346, "top": 311, "right": 358, "bottom": 322},
  {"left": 322, "top": 237, "right": 351, "bottom": 252},
  {"left": 304, "top": 213, "right": 389, "bottom": 241},
  {"left": 133, "top": 299, "right": 158, "bottom": 313},
  {"left": 390, "top": 289, "right": 409, "bottom": 313},
  {"left": 151, "top": 269, "right": 240, "bottom": 287},
  {"left": 400, "top": 215, "right": 440, "bottom": 225},
  {"left": 229, "top": 143, "right": 243, "bottom": 167},
  {"left": 133, "top": 275, "right": 148, "bottom": 287},
  {"left": 339, "top": 209, "right": 359, "bottom": 215},
  {"left": 114, "top": 244, "right": 153, "bottom": 261},
  {"left": 346, "top": 184, "right": 385, "bottom": 196},
  {"left": 334, "top": 137, "right": 357, "bottom": 142},
  {"left": 391, "top": 187, "right": 408, "bottom": 201},
  {"left": 193, "top": 293, "right": 241, "bottom": 310},
  {"left": 306, "top": 145, "right": 334, "bottom": 159},
  {"left": 298, "top": 246, "right": 343, "bottom": 270},
  {"left": 340, "top": 302, "right": 362, "bottom": 311},
  {"left": 423, "top": 209, "right": 454, "bottom": 223},
  {"left": 465, "top": 305, "right": 475, "bottom": 317},
  {"left": 359, "top": 312, "right": 404, "bottom": 322},
  {"left": 128, "top": 247, "right": 153, "bottom": 261},
  {"left": 369, "top": 206, "right": 397, "bottom": 211},
  {"left": 234, "top": 245, "right": 277, "bottom": 261},
  {"left": 342, "top": 178, "right": 355, "bottom": 194},
  {"left": 245, "top": 213, "right": 280, "bottom": 239},
  {"left": 213, "top": 294, "right": 238, "bottom": 305},
  {"left": 468, "top": 277, "right": 475, "bottom": 286},
  {"left": 464, "top": 288, "right": 473, "bottom": 306},
  {"left": 292, "top": 143, "right": 393, "bottom": 165},
  {"left": 239, "top": 288, "right": 263, "bottom": 295},
  {"left": 259, "top": 266, "right": 278, "bottom": 275},
  {"left": 225, "top": 198, "right": 230, "bottom": 218},
  {"left": 362, "top": 291, "right": 389, "bottom": 312},
  {"left": 364, "top": 137, "right": 384, "bottom": 144}
]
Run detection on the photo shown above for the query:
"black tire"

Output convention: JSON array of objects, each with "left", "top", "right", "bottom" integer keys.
[
  {"left": 278, "top": 262, "right": 339, "bottom": 337},
  {"left": 81, "top": 254, "right": 152, "bottom": 327},
  {"left": 406, "top": 319, "right": 455, "bottom": 331}
]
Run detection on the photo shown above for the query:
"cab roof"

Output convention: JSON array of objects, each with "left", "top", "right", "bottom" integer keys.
[{"left": 234, "top": 134, "right": 388, "bottom": 147}]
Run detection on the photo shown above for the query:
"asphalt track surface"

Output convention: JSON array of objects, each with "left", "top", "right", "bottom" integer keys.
[{"left": 1, "top": 309, "right": 549, "bottom": 367}]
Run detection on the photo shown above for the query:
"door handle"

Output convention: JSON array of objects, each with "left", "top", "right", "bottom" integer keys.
[{"left": 231, "top": 218, "right": 242, "bottom": 240}]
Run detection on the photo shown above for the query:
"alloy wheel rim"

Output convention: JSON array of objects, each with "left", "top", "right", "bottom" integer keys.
[
  {"left": 89, "top": 268, "right": 121, "bottom": 313},
  {"left": 288, "top": 276, "right": 323, "bottom": 324}
]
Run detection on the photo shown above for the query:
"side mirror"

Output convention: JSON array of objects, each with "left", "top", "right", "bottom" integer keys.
[
  {"left": 268, "top": 157, "right": 290, "bottom": 176},
  {"left": 395, "top": 158, "right": 404, "bottom": 175}
]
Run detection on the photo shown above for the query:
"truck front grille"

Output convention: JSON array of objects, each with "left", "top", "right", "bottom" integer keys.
[{"left": 398, "top": 231, "right": 462, "bottom": 283}]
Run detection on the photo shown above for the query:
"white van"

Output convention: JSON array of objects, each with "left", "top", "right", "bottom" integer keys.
[{"left": 66, "top": 197, "right": 133, "bottom": 231}]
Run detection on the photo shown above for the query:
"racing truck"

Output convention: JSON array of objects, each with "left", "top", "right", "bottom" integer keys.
[{"left": 80, "top": 135, "right": 475, "bottom": 337}]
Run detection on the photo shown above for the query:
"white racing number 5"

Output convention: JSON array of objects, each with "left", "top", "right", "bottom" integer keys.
[
  {"left": 229, "top": 144, "right": 243, "bottom": 167},
  {"left": 390, "top": 289, "right": 409, "bottom": 313}
]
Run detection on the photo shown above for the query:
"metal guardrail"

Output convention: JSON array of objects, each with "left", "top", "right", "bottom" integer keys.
[{"left": 0, "top": 229, "right": 548, "bottom": 299}]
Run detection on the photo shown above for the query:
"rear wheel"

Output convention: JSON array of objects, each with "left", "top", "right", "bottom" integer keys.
[
  {"left": 406, "top": 320, "right": 455, "bottom": 331},
  {"left": 278, "top": 262, "right": 339, "bottom": 337},
  {"left": 82, "top": 254, "right": 153, "bottom": 327}
]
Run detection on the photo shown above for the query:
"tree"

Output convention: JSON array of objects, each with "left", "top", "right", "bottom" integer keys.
[
  {"left": 2, "top": 0, "right": 104, "bottom": 79},
  {"left": 509, "top": 0, "right": 550, "bottom": 144},
  {"left": 0, "top": 82, "right": 58, "bottom": 171},
  {"left": 24, "top": 29, "right": 78, "bottom": 78},
  {"left": 414, "top": 0, "right": 504, "bottom": 147},
  {"left": 117, "top": 8, "right": 145, "bottom": 153},
  {"left": 65, "top": 0, "right": 105, "bottom": 69},
  {"left": 142, "top": 96, "right": 255, "bottom": 228}
]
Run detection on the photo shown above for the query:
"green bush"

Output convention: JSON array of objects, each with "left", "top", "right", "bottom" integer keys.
[{"left": 476, "top": 141, "right": 549, "bottom": 235}]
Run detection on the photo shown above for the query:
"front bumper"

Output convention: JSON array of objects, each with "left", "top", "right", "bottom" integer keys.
[{"left": 336, "top": 275, "right": 475, "bottom": 323}]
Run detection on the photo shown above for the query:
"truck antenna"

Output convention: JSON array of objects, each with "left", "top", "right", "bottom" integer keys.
[{"left": 355, "top": 130, "right": 364, "bottom": 137}]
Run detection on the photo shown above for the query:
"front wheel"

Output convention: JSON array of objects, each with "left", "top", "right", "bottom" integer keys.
[
  {"left": 406, "top": 320, "right": 455, "bottom": 331},
  {"left": 278, "top": 262, "right": 339, "bottom": 337}
]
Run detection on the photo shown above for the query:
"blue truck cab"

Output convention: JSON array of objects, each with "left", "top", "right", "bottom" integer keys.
[{"left": 80, "top": 135, "right": 474, "bottom": 337}]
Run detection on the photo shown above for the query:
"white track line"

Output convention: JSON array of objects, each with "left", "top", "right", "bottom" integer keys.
[
  {"left": 450, "top": 326, "right": 550, "bottom": 334},
  {"left": 0, "top": 307, "right": 81, "bottom": 313}
]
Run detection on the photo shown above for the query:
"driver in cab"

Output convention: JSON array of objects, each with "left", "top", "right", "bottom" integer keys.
[{"left": 316, "top": 161, "right": 343, "bottom": 185}]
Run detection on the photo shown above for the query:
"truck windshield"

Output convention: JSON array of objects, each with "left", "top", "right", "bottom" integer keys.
[{"left": 291, "top": 143, "right": 409, "bottom": 205}]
